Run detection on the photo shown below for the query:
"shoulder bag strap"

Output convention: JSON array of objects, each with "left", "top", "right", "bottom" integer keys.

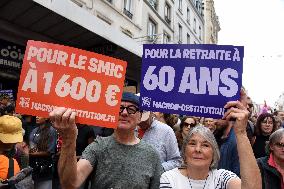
[{"left": 7, "top": 157, "right": 14, "bottom": 179}]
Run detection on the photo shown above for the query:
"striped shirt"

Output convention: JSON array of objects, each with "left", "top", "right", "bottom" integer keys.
[{"left": 160, "top": 168, "right": 238, "bottom": 189}]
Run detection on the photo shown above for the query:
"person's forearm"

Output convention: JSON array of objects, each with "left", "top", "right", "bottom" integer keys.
[
  {"left": 235, "top": 133, "right": 261, "bottom": 189},
  {"left": 58, "top": 138, "right": 78, "bottom": 189}
]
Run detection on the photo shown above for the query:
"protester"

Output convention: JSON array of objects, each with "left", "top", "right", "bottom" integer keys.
[
  {"left": 246, "top": 96, "right": 256, "bottom": 145},
  {"left": 193, "top": 116, "right": 203, "bottom": 126},
  {"left": 14, "top": 138, "right": 29, "bottom": 169},
  {"left": 29, "top": 117, "right": 57, "bottom": 189},
  {"left": 0, "top": 115, "right": 23, "bottom": 181},
  {"left": 216, "top": 88, "right": 249, "bottom": 176},
  {"left": 276, "top": 110, "right": 284, "bottom": 128},
  {"left": 76, "top": 124, "right": 95, "bottom": 158},
  {"left": 257, "top": 128, "right": 284, "bottom": 189},
  {"left": 49, "top": 92, "right": 162, "bottom": 189},
  {"left": 274, "top": 116, "right": 283, "bottom": 130},
  {"left": 216, "top": 117, "right": 240, "bottom": 176},
  {"left": 153, "top": 112, "right": 179, "bottom": 128},
  {"left": 172, "top": 116, "right": 181, "bottom": 132},
  {"left": 138, "top": 111, "right": 182, "bottom": 171},
  {"left": 253, "top": 113, "right": 277, "bottom": 158},
  {"left": 160, "top": 100, "right": 262, "bottom": 189},
  {"left": 250, "top": 114, "right": 258, "bottom": 126},
  {"left": 203, "top": 117, "right": 216, "bottom": 133},
  {"left": 175, "top": 116, "right": 197, "bottom": 151},
  {"left": 21, "top": 115, "right": 37, "bottom": 145}
]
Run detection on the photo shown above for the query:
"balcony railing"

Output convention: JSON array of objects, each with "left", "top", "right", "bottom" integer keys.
[
  {"left": 149, "top": 0, "right": 157, "bottom": 10},
  {"left": 123, "top": 8, "right": 133, "bottom": 19},
  {"left": 165, "top": 17, "right": 171, "bottom": 24},
  {"left": 134, "top": 33, "right": 165, "bottom": 44}
]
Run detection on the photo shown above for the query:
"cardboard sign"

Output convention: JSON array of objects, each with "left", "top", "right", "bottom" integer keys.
[
  {"left": 140, "top": 44, "right": 244, "bottom": 119},
  {"left": 16, "top": 40, "right": 127, "bottom": 128}
]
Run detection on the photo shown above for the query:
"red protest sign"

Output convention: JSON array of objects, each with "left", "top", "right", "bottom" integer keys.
[{"left": 15, "top": 40, "right": 127, "bottom": 128}]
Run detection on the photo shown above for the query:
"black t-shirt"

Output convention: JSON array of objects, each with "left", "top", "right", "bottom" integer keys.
[
  {"left": 253, "top": 134, "right": 270, "bottom": 159},
  {"left": 76, "top": 125, "right": 95, "bottom": 156}
]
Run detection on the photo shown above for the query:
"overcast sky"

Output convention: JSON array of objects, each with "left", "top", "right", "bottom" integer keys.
[{"left": 214, "top": 0, "right": 284, "bottom": 107}]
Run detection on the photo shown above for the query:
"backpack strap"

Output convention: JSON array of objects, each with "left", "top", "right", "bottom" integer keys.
[{"left": 7, "top": 157, "right": 14, "bottom": 179}]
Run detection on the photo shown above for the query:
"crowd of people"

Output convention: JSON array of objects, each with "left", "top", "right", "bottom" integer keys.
[{"left": 0, "top": 89, "right": 284, "bottom": 189}]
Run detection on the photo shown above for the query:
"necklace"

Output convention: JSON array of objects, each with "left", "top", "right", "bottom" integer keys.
[{"left": 188, "top": 174, "right": 209, "bottom": 189}]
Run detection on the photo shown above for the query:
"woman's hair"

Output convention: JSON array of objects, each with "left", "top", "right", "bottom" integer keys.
[
  {"left": 182, "top": 126, "right": 220, "bottom": 169},
  {"left": 179, "top": 116, "right": 197, "bottom": 131},
  {"left": 176, "top": 116, "right": 198, "bottom": 155},
  {"left": 265, "top": 128, "right": 284, "bottom": 154},
  {"left": 163, "top": 114, "right": 178, "bottom": 127},
  {"left": 255, "top": 113, "right": 277, "bottom": 136}
]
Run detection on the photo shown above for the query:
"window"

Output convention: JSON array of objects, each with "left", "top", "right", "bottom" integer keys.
[
  {"left": 193, "top": 18, "right": 196, "bottom": 32},
  {"left": 199, "top": 26, "right": 202, "bottom": 39},
  {"left": 178, "top": 0, "right": 182, "bottom": 12},
  {"left": 195, "top": 0, "right": 199, "bottom": 11},
  {"left": 187, "top": 8, "right": 190, "bottom": 24},
  {"left": 165, "top": 2, "right": 171, "bottom": 24},
  {"left": 163, "top": 32, "right": 170, "bottom": 44},
  {"left": 124, "top": 0, "right": 131, "bottom": 11},
  {"left": 187, "top": 33, "right": 190, "bottom": 44},
  {"left": 178, "top": 24, "right": 182, "bottom": 43},
  {"left": 149, "top": 0, "right": 157, "bottom": 10},
  {"left": 148, "top": 19, "right": 157, "bottom": 42},
  {"left": 124, "top": 0, "right": 133, "bottom": 19}
]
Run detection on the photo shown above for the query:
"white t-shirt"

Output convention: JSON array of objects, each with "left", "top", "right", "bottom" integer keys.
[{"left": 160, "top": 168, "right": 238, "bottom": 189}]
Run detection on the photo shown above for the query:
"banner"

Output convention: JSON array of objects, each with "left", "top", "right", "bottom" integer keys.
[
  {"left": 0, "top": 90, "right": 14, "bottom": 100},
  {"left": 140, "top": 44, "right": 244, "bottom": 119},
  {"left": 16, "top": 40, "right": 127, "bottom": 128}
]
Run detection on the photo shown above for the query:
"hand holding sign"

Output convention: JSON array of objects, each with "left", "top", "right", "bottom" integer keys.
[{"left": 49, "top": 107, "right": 78, "bottom": 140}]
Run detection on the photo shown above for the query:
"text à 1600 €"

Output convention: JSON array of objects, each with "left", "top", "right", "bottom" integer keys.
[
  {"left": 143, "top": 66, "right": 239, "bottom": 97},
  {"left": 21, "top": 69, "right": 120, "bottom": 106}
]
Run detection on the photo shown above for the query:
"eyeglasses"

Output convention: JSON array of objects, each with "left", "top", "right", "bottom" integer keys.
[
  {"left": 183, "top": 122, "right": 196, "bottom": 128},
  {"left": 119, "top": 105, "right": 139, "bottom": 114},
  {"left": 275, "top": 142, "right": 284, "bottom": 149}
]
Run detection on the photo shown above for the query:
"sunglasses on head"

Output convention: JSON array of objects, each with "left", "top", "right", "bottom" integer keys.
[{"left": 183, "top": 122, "right": 196, "bottom": 128}]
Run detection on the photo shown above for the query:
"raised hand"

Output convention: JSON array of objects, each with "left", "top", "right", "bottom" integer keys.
[{"left": 49, "top": 107, "right": 78, "bottom": 140}]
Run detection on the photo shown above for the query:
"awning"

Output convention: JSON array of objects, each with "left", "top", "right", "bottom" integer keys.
[{"left": 0, "top": 0, "right": 142, "bottom": 82}]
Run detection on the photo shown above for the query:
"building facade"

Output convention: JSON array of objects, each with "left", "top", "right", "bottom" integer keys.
[
  {"left": 173, "top": 0, "right": 204, "bottom": 44},
  {"left": 275, "top": 92, "right": 284, "bottom": 110},
  {"left": 138, "top": 0, "right": 175, "bottom": 44},
  {"left": 0, "top": 0, "right": 220, "bottom": 94},
  {"left": 204, "top": 0, "right": 220, "bottom": 44}
]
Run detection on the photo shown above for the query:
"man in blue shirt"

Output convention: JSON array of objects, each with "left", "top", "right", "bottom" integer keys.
[{"left": 138, "top": 111, "right": 182, "bottom": 171}]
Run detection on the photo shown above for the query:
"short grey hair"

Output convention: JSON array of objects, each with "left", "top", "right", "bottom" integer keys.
[
  {"left": 182, "top": 125, "right": 220, "bottom": 169},
  {"left": 265, "top": 128, "right": 284, "bottom": 154}
]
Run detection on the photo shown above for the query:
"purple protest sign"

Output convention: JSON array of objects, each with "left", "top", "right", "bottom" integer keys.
[{"left": 140, "top": 44, "right": 244, "bottom": 119}]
